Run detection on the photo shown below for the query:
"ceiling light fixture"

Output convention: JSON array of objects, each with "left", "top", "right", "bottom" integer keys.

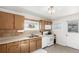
[{"left": 48, "top": 6, "right": 55, "bottom": 15}]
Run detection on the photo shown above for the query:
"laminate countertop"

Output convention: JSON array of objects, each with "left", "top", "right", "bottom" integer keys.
[{"left": 0, "top": 35, "right": 41, "bottom": 44}]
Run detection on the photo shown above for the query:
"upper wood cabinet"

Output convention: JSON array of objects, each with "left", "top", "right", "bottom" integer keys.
[
  {"left": 20, "top": 40, "right": 29, "bottom": 53},
  {"left": 39, "top": 20, "right": 45, "bottom": 32},
  {"left": 45, "top": 21, "right": 52, "bottom": 25},
  {"left": 7, "top": 41, "right": 20, "bottom": 53},
  {"left": 14, "top": 15, "right": 24, "bottom": 30},
  {"left": 40, "top": 20, "right": 52, "bottom": 32},
  {"left": 0, "top": 12, "right": 14, "bottom": 29},
  {"left": 0, "top": 12, "right": 24, "bottom": 37},
  {"left": 0, "top": 11, "right": 24, "bottom": 30}
]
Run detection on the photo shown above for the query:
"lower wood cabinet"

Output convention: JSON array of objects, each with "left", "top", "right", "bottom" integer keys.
[
  {"left": 30, "top": 37, "right": 42, "bottom": 52},
  {"left": 36, "top": 38, "right": 42, "bottom": 49},
  {"left": 0, "top": 37, "right": 42, "bottom": 53},
  {"left": 1, "top": 44, "right": 7, "bottom": 53},
  {"left": 20, "top": 40, "right": 29, "bottom": 53},
  {"left": 30, "top": 38, "right": 37, "bottom": 52},
  {"left": 0, "top": 44, "right": 7, "bottom": 53},
  {"left": 0, "top": 45, "right": 2, "bottom": 53},
  {"left": 7, "top": 41, "right": 20, "bottom": 53}
]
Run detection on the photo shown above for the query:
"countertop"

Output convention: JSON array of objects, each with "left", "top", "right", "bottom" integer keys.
[
  {"left": 0, "top": 35, "right": 41, "bottom": 44},
  {"left": 0, "top": 34, "right": 54, "bottom": 44}
]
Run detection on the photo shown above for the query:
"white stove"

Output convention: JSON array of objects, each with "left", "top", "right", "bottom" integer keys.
[{"left": 42, "top": 31, "right": 54, "bottom": 48}]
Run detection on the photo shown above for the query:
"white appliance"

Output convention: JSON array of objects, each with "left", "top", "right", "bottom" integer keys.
[
  {"left": 42, "top": 31, "right": 54, "bottom": 48},
  {"left": 42, "top": 36, "right": 49, "bottom": 48},
  {"left": 47, "top": 35, "right": 54, "bottom": 46},
  {"left": 45, "top": 25, "right": 51, "bottom": 30}
]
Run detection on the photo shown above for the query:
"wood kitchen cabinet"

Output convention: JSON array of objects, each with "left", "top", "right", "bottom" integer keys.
[
  {"left": 0, "top": 37, "right": 42, "bottom": 53},
  {"left": 1, "top": 44, "right": 7, "bottom": 53},
  {"left": 36, "top": 37, "right": 42, "bottom": 49},
  {"left": 14, "top": 15, "right": 24, "bottom": 30},
  {"left": 29, "top": 37, "right": 42, "bottom": 52},
  {"left": 20, "top": 40, "right": 29, "bottom": 53},
  {"left": 30, "top": 38, "right": 37, "bottom": 52},
  {"left": 0, "top": 12, "right": 14, "bottom": 29},
  {"left": 7, "top": 41, "right": 20, "bottom": 53},
  {"left": 45, "top": 21, "right": 52, "bottom": 25},
  {"left": 0, "top": 11, "right": 24, "bottom": 37},
  {"left": 0, "top": 11, "right": 24, "bottom": 30},
  {"left": 39, "top": 20, "right": 45, "bottom": 32},
  {"left": 40, "top": 20, "right": 52, "bottom": 32},
  {"left": 0, "top": 44, "right": 2, "bottom": 53},
  {"left": 0, "top": 44, "right": 7, "bottom": 53}
]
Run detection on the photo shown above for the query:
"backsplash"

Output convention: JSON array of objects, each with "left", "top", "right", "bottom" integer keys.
[
  {"left": 0, "top": 30, "right": 23, "bottom": 37},
  {"left": 21, "top": 30, "right": 41, "bottom": 36},
  {"left": 0, "top": 30, "right": 41, "bottom": 37}
]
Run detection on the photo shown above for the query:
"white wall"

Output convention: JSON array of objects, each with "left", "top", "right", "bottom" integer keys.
[{"left": 52, "top": 13, "right": 79, "bottom": 49}]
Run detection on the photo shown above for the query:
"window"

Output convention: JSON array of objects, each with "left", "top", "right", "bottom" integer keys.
[
  {"left": 68, "top": 21, "right": 78, "bottom": 32},
  {"left": 24, "top": 20, "right": 39, "bottom": 31}
]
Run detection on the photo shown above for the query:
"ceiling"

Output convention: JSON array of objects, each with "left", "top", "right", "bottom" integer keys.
[{"left": 0, "top": 6, "right": 79, "bottom": 20}]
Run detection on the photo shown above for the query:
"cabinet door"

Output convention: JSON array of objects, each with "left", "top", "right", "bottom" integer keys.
[
  {"left": 20, "top": 40, "right": 29, "bottom": 53},
  {"left": 36, "top": 38, "right": 42, "bottom": 49},
  {"left": 30, "top": 38, "right": 37, "bottom": 52},
  {"left": 14, "top": 15, "right": 24, "bottom": 30},
  {"left": 40, "top": 20, "right": 45, "bottom": 32},
  {"left": 0, "top": 12, "right": 14, "bottom": 29},
  {"left": 0, "top": 45, "right": 2, "bottom": 53},
  {"left": 0, "top": 44, "right": 7, "bottom": 53},
  {"left": 7, "top": 41, "right": 20, "bottom": 53},
  {"left": 1, "top": 44, "right": 7, "bottom": 53},
  {"left": 44, "top": 21, "right": 47, "bottom": 25}
]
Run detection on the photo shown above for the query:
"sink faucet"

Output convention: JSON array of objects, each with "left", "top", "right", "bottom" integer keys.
[{"left": 31, "top": 33, "right": 35, "bottom": 37}]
